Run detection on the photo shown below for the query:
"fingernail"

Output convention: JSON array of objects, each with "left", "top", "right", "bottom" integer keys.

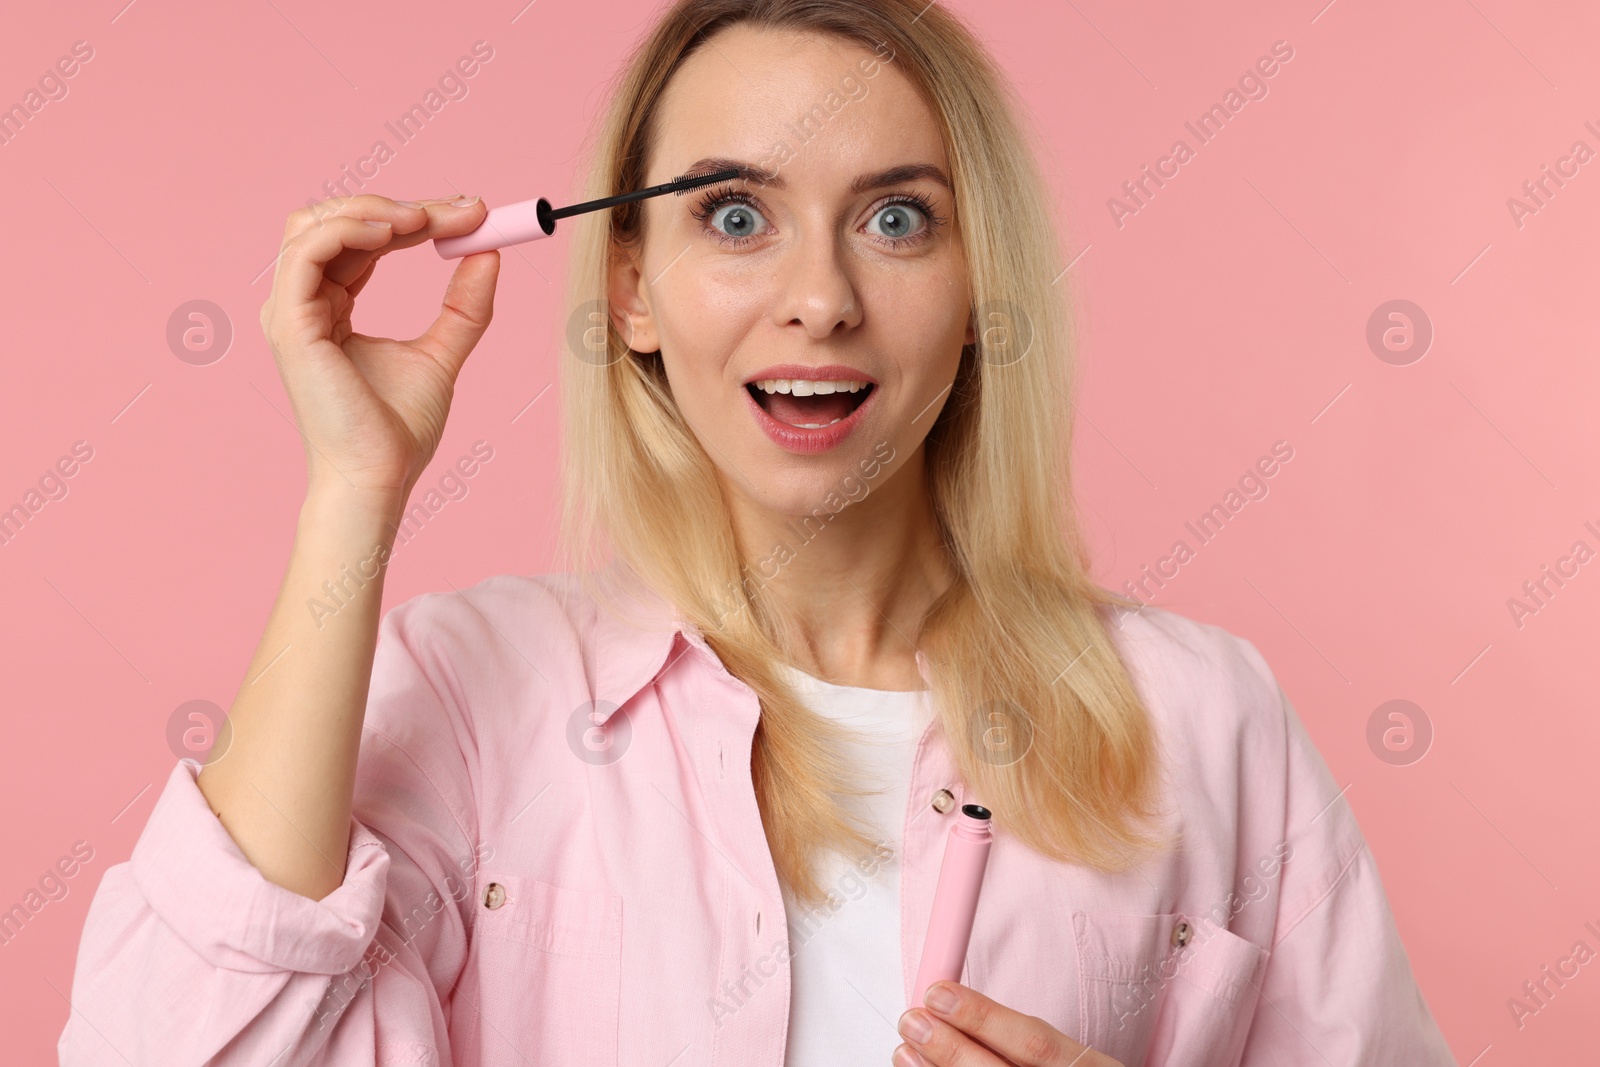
[
  {"left": 451, "top": 195, "right": 481, "bottom": 207},
  {"left": 925, "top": 983, "right": 959, "bottom": 1014},
  {"left": 893, "top": 1046, "right": 927, "bottom": 1067},
  {"left": 364, "top": 220, "right": 392, "bottom": 228},
  {"left": 898, "top": 1010, "right": 932, "bottom": 1043}
]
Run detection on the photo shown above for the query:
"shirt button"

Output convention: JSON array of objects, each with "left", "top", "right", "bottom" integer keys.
[
  {"left": 483, "top": 882, "right": 507, "bottom": 910},
  {"left": 930, "top": 788, "right": 956, "bottom": 814},
  {"left": 1171, "top": 920, "right": 1193, "bottom": 948}
]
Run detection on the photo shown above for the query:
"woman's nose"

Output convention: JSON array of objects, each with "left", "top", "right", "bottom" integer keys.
[{"left": 772, "top": 236, "right": 864, "bottom": 338}]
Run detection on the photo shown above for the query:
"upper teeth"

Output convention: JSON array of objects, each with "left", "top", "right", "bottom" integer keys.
[{"left": 751, "top": 379, "right": 869, "bottom": 395}]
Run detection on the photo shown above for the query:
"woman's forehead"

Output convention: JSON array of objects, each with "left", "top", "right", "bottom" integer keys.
[{"left": 654, "top": 29, "right": 946, "bottom": 193}]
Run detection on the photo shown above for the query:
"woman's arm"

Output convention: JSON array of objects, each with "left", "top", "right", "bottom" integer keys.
[
  {"left": 58, "top": 192, "right": 501, "bottom": 1065},
  {"left": 190, "top": 190, "right": 495, "bottom": 903},
  {"left": 195, "top": 485, "right": 406, "bottom": 902}
]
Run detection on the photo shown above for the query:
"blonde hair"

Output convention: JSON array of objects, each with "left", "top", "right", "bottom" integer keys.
[{"left": 556, "top": 0, "right": 1177, "bottom": 907}]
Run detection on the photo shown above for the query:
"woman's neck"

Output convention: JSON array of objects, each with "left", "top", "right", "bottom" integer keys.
[{"left": 724, "top": 452, "right": 954, "bottom": 690}]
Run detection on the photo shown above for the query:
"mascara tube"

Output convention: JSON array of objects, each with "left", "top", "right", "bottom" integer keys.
[
  {"left": 434, "top": 197, "right": 556, "bottom": 258},
  {"left": 912, "top": 803, "right": 993, "bottom": 1009}
]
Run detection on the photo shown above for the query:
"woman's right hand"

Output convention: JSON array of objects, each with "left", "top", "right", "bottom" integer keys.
[{"left": 258, "top": 193, "right": 500, "bottom": 516}]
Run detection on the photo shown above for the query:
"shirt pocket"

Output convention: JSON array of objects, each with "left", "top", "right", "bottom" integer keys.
[
  {"left": 1073, "top": 910, "right": 1270, "bottom": 1067},
  {"left": 470, "top": 874, "right": 624, "bottom": 1067},
  {"left": 1144, "top": 914, "right": 1270, "bottom": 1067}
]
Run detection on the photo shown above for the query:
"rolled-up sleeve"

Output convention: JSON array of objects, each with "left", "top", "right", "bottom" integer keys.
[
  {"left": 59, "top": 595, "right": 481, "bottom": 1066},
  {"left": 1233, "top": 637, "right": 1456, "bottom": 1066}
]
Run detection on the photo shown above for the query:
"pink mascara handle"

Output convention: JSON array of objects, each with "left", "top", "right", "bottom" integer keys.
[
  {"left": 912, "top": 803, "right": 993, "bottom": 1009},
  {"left": 434, "top": 196, "right": 555, "bottom": 258}
]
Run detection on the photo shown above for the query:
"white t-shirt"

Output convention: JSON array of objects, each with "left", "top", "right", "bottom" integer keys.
[{"left": 776, "top": 662, "right": 936, "bottom": 1067}]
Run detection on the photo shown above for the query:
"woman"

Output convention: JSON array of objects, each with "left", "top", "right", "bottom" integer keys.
[{"left": 58, "top": 1, "right": 1456, "bottom": 1065}]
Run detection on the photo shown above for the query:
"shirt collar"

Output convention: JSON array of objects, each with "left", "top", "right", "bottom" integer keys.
[
  {"left": 576, "top": 564, "right": 938, "bottom": 723},
  {"left": 582, "top": 563, "right": 722, "bottom": 725}
]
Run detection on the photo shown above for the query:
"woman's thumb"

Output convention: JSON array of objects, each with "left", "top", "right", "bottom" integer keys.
[{"left": 415, "top": 249, "right": 500, "bottom": 377}]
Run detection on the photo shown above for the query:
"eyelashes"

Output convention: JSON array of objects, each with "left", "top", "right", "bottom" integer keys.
[{"left": 688, "top": 183, "right": 945, "bottom": 248}]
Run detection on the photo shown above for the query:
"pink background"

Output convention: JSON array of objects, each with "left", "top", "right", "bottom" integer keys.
[{"left": 3, "top": 0, "right": 1595, "bottom": 1062}]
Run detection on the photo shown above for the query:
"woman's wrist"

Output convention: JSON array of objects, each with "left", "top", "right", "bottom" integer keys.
[{"left": 297, "top": 481, "right": 408, "bottom": 557}]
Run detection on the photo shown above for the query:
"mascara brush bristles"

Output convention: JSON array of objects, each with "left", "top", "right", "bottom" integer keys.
[{"left": 666, "top": 168, "right": 742, "bottom": 194}]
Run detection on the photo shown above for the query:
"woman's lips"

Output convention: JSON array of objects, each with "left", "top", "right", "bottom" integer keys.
[{"left": 744, "top": 382, "right": 877, "bottom": 454}]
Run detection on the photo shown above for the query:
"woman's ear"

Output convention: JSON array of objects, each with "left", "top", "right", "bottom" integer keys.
[{"left": 607, "top": 250, "right": 661, "bottom": 353}]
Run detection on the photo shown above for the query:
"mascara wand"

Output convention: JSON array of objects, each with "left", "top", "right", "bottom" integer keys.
[{"left": 434, "top": 168, "right": 741, "bottom": 259}]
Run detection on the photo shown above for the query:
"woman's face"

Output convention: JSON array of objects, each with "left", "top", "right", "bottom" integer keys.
[{"left": 610, "top": 24, "right": 974, "bottom": 518}]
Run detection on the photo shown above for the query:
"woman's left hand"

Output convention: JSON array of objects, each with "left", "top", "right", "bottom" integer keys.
[{"left": 895, "top": 981, "right": 1125, "bottom": 1067}]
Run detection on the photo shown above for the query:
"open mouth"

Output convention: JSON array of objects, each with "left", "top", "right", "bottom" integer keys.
[{"left": 745, "top": 381, "right": 875, "bottom": 428}]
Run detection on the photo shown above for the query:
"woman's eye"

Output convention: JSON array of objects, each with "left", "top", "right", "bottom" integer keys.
[
  {"left": 709, "top": 201, "right": 767, "bottom": 240},
  {"left": 866, "top": 202, "right": 928, "bottom": 241}
]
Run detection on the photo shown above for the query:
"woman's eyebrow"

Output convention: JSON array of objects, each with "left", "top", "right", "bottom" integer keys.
[{"left": 679, "top": 157, "right": 951, "bottom": 194}]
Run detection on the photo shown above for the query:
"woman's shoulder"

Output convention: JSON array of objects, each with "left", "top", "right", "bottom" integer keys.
[
  {"left": 387, "top": 570, "right": 584, "bottom": 620},
  {"left": 358, "top": 573, "right": 618, "bottom": 766},
  {"left": 1104, "top": 600, "right": 1281, "bottom": 695},
  {"left": 382, "top": 571, "right": 623, "bottom": 655},
  {"left": 1101, "top": 604, "right": 1332, "bottom": 868},
  {"left": 1106, "top": 607, "right": 1375, "bottom": 926},
  {"left": 1099, "top": 600, "right": 1289, "bottom": 745},
  {"left": 364, "top": 575, "right": 588, "bottom": 721},
  {"left": 377, "top": 570, "right": 679, "bottom": 704}
]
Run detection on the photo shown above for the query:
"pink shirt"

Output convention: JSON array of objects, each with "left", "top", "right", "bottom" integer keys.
[{"left": 59, "top": 571, "right": 1455, "bottom": 1066}]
